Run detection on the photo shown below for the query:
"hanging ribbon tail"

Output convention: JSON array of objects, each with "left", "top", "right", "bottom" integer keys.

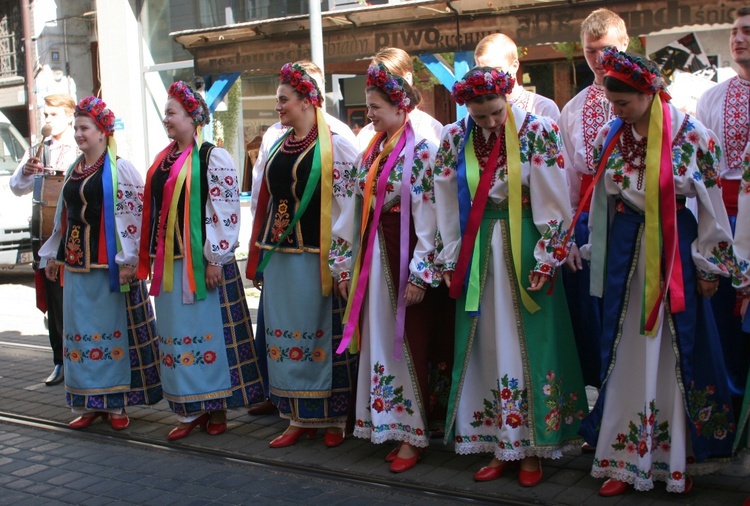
[
  {"left": 392, "top": 122, "right": 415, "bottom": 361},
  {"left": 317, "top": 108, "right": 334, "bottom": 297},
  {"left": 101, "top": 142, "right": 122, "bottom": 293},
  {"left": 641, "top": 96, "right": 667, "bottom": 336},
  {"left": 138, "top": 143, "right": 174, "bottom": 283},
  {"left": 448, "top": 118, "right": 475, "bottom": 301},
  {"left": 506, "top": 110, "right": 540, "bottom": 315},
  {"left": 659, "top": 101, "right": 684, "bottom": 314},
  {"left": 589, "top": 119, "right": 624, "bottom": 299},
  {"left": 188, "top": 138, "right": 206, "bottom": 301},
  {"left": 337, "top": 125, "right": 407, "bottom": 355}
]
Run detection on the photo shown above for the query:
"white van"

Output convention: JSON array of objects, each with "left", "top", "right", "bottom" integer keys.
[{"left": 0, "top": 111, "right": 32, "bottom": 267}]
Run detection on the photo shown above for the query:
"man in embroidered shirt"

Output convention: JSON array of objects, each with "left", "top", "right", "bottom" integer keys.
[
  {"left": 559, "top": 8, "right": 629, "bottom": 394},
  {"left": 695, "top": 6, "right": 750, "bottom": 408},
  {"left": 474, "top": 33, "right": 560, "bottom": 122},
  {"left": 10, "top": 93, "right": 78, "bottom": 386}
]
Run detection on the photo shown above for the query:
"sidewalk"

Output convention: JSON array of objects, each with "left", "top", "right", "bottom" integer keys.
[{"left": 1, "top": 267, "right": 748, "bottom": 505}]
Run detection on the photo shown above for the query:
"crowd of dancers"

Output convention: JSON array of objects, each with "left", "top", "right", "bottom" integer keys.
[{"left": 11, "top": 6, "right": 750, "bottom": 499}]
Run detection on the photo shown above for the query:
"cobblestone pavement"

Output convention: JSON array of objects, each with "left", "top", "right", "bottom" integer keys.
[{"left": 1, "top": 266, "right": 749, "bottom": 505}]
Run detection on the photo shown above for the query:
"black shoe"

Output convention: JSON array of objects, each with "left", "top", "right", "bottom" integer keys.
[{"left": 45, "top": 365, "right": 64, "bottom": 386}]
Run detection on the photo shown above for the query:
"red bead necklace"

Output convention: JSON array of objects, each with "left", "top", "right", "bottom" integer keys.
[{"left": 281, "top": 125, "right": 318, "bottom": 154}]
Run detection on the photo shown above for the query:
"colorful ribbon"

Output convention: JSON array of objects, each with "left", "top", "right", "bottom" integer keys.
[
  {"left": 100, "top": 137, "right": 126, "bottom": 293},
  {"left": 449, "top": 113, "right": 539, "bottom": 314},
  {"left": 338, "top": 122, "right": 409, "bottom": 355},
  {"left": 247, "top": 111, "right": 334, "bottom": 297},
  {"left": 138, "top": 129, "right": 207, "bottom": 303}
]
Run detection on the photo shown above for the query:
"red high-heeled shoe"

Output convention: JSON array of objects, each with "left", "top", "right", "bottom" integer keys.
[
  {"left": 167, "top": 413, "right": 209, "bottom": 441},
  {"left": 69, "top": 411, "right": 107, "bottom": 429},
  {"left": 269, "top": 427, "right": 317, "bottom": 448},
  {"left": 206, "top": 411, "right": 227, "bottom": 436},
  {"left": 109, "top": 413, "right": 130, "bottom": 431},
  {"left": 518, "top": 459, "right": 543, "bottom": 487},
  {"left": 384, "top": 446, "right": 400, "bottom": 463},
  {"left": 599, "top": 478, "right": 629, "bottom": 497},
  {"left": 324, "top": 430, "right": 345, "bottom": 448},
  {"left": 389, "top": 444, "right": 423, "bottom": 473},
  {"left": 473, "top": 461, "right": 509, "bottom": 482}
]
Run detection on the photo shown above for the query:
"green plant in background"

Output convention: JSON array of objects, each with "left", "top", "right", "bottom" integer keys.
[{"left": 213, "top": 80, "right": 242, "bottom": 156}]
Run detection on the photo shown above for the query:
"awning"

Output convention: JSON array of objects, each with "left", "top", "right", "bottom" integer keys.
[{"left": 171, "top": 0, "right": 742, "bottom": 75}]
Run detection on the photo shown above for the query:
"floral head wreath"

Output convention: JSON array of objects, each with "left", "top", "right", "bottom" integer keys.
[
  {"left": 75, "top": 96, "right": 115, "bottom": 137},
  {"left": 168, "top": 81, "right": 211, "bottom": 126},
  {"left": 366, "top": 62, "right": 412, "bottom": 112},
  {"left": 450, "top": 68, "right": 515, "bottom": 105},
  {"left": 601, "top": 47, "right": 666, "bottom": 96},
  {"left": 279, "top": 63, "right": 323, "bottom": 108}
]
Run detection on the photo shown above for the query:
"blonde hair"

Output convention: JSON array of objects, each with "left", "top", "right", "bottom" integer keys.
[
  {"left": 44, "top": 93, "right": 76, "bottom": 115},
  {"left": 293, "top": 59, "right": 325, "bottom": 104},
  {"left": 372, "top": 47, "right": 414, "bottom": 79},
  {"left": 474, "top": 34, "right": 518, "bottom": 68},
  {"left": 580, "top": 8, "right": 629, "bottom": 46}
]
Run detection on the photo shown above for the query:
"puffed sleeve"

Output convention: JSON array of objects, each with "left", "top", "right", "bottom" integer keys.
[
  {"left": 408, "top": 139, "right": 440, "bottom": 288},
  {"left": 736, "top": 144, "right": 750, "bottom": 293},
  {"left": 433, "top": 121, "right": 465, "bottom": 272},
  {"left": 114, "top": 158, "right": 144, "bottom": 266},
  {"left": 526, "top": 117, "right": 574, "bottom": 276},
  {"left": 559, "top": 102, "right": 580, "bottom": 215},
  {"left": 204, "top": 147, "right": 240, "bottom": 265},
  {"left": 9, "top": 148, "right": 33, "bottom": 196},
  {"left": 329, "top": 135, "right": 360, "bottom": 282},
  {"left": 688, "top": 124, "right": 737, "bottom": 280}
]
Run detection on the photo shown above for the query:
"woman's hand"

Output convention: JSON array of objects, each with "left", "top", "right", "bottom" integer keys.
[
  {"left": 119, "top": 265, "right": 136, "bottom": 286},
  {"left": 405, "top": 283, "right": 426, "bottom": 306},
  {"left": 252, "top": 275, "right": 263, "bottom": 290},
  {"left": 442, "top": 271, "right": 453, "bottom": 288},
  {"left": 565, "top": 244, "right": 583, "bottom": 272},
  {"left": 44, "top": 260, "right": 58, "bottom": 281},
  {"left": 206, "top": 264, "right": 223, "bottom": 290},
  {"left": 697, "top": 278, "right": 719, "bottom": 298},
  {"left": 338, "top": 280, "right": 351, "bottom": 301},
  {"left": 528, "top": 271, "right": 550, "bottom": 291},
  {"left": 741, "top": 296, "right": 749, "bottom": 321}
]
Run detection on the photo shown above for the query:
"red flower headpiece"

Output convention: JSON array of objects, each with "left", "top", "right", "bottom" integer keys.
[
  {"left": 365, "top": 63, "right": 412, "bottom": 112},
  {"left": 451, "top": 68, "right": 515, "bottom": 105},
  {"left": 75, "top": 96, "right": 115, "bottom": 137},
  {"left": 168, "top": 81, "right": 210, "bottom": 126},
  {"left": 279, "top": 63, "right": 322, "bottom": 108},
  {"left": 601, "top": 47, "right": 665, "bottom": 95}
]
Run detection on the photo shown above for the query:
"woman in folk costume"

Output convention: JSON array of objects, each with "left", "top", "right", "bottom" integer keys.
[
  {"left": 40, "top": 96, "right": 161, "bottom": 430},
  {"left": 138, "top": 81, "right": 265, "bottom": 441},
  {"left": 434, "top": 67, "right": 588, "bottom": 487},
  {"left": 578, "top": 48, "right": 738, "bottom": 497},
  {"left": 246, "top": 63, "right": 358, "bottom": 448},
  {"left": 333, "top": 63, "right": 440, "bottom": 473}
]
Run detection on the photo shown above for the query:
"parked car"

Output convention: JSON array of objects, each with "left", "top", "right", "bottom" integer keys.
[{"left": 0, "top": 112, "right": 32, "bottom": 268}]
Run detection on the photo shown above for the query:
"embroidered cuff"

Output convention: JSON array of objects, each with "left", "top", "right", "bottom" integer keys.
[
  {"left": 408, "top": 274, "right": 426, "bottom": 289},
  {"left": 534, "top": 262, "right": 555, "bottom": 278},
  {"left": 737, "top": 286, "right": 750, "bottom": 298},
  {"left": 338, "top": 271, "right": 351, "bottom": 283},
  {"left": 208, "top": 261, "right": 223, "bottom": 267},
  {"left": 696, "top": 269, "right": 718, "bottom": 282}
]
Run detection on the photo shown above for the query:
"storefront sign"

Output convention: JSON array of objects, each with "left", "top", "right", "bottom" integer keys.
[{"left": 187, "top": 0, "right": 743, "bottom": 76}]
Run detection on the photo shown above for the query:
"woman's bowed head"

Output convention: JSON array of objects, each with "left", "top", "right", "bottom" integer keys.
[
  {"left": 450, "top": 67, "right": 516, "bottom": 105},
  {"left": 167, "top": 81, "right": 211, "bottom": 126},
  {"left": 601, "top": 47, "right": 667, "bottom": 96},
  {"left": 279, "top": 63, "right": 322, "bottom": 108}
]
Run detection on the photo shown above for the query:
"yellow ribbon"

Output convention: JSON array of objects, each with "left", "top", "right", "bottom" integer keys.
[
  {"left": 642, "top": 97, "right": 664, "bottom": 336},
  {"left": 162, "top": 151, "right": 190, "bottom": 292},
  {"left": 507, "top": 111, "right": 541, "bottom": 314},
  {"left": 317, "top": 108, "right": 333, "bottom": 297}
]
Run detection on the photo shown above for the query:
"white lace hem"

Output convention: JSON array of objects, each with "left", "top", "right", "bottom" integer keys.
[
  {"left": 454, "top": 441, "right": 573, "bottom": 460},
  {"left": 353, "top": 427, "right": 430, "bottom": 448}
]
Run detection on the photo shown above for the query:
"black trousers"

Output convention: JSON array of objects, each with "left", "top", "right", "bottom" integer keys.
[{"left": 44, "top": 275, "right": 63, "bottom": 366}]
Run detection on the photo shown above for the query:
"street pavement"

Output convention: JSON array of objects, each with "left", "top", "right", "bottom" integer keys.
[{"left": 1, "top": 266, "right": 749, "bottom": 505}]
